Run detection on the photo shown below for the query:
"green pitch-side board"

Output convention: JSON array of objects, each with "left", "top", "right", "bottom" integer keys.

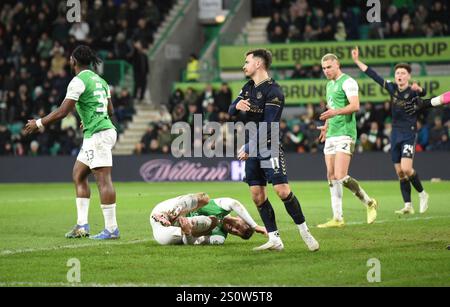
[
  {"left": 174, "top": 75, "right": 450, "bottom": 104},
  {"left": 219, "top": 37, "right": 450, "bottom": 69}
]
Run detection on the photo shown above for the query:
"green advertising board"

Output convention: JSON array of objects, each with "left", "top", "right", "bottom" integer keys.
[
  {"left": 174, "top": 75, "right": 450, "bottom": 104},
  {"left": 218, "top": 37, "right": 450, "bottom": 69}
]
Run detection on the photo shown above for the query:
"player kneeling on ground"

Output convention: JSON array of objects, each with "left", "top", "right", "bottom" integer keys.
[{"left": 150, "top": 194, "right": 266, "bottom": 245}]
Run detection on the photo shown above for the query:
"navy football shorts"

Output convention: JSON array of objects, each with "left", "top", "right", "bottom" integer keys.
[
  {"left": 243, "top": 148, "right": 288, "bottom": 186},
  {"left": 391, "top": 129, "right": 416, "bottom": 164}
]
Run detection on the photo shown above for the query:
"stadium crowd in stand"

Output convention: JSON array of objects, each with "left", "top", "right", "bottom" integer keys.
[
  {"left": 258, "top": 0, "right": 449, "bottom": 43},
  {"left": 133, "top": 86, "right": 450, "bottom": 155},
  {"left": 0, "top": 0, "right": 173, "bottom": 156}
]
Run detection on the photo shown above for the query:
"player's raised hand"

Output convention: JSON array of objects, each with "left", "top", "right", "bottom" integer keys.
[
  {"left": 411, "top": 82, "right": 423, "bottom": 93},
  {"left": 236, "top": 99, "right": 251, "bottom": 112},
  {"left": 254, "top": 225, "right": 268, "bottom": 236},
  {"left": 24, "top": 119, "right": 39, "bottom": 135},
  {"left": 351, "top": 47, "right": 359, "bottom": 62},
  {"left": 316, "top": 125, "right": 327, "bottom": 143}
]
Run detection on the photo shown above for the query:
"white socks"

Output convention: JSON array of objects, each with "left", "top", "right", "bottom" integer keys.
[
  {"left": 101, "top": 204, "right": 118, "bottom": 232},
  {"left": 76, "top": 198, "right": 90, "bottom": 226},
  {"left": 330, "top": 180, "right": 343, "bottom": 221},
  {"left": 405, "top": 202, "right": 412, "bottom": 209}
]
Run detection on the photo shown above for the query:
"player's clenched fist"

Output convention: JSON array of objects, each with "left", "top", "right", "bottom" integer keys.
[{"left": 236, "top": 99, "right": 251, "bottom": 112}]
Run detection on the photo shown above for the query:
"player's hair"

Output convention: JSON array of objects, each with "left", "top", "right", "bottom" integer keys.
[
  {"left": 71, "top": 45, "right": 102, "bottom": 71},
  {"left": 246, "top": 49, "right": 272, "bottom": 70},
  {"left": 241, "top": 225, "right": 255, "bottom": 240},
  {"left": 394, "top": 63, "right": 412, "bottom": 74},
  {"left": 321, "top": 53, "right": 340, "bottom": 64}
]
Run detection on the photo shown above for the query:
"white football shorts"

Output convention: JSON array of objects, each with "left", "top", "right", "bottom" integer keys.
[
  {"left": 77, "top": 128, "right": 117, "bottom": 169},
  {"left": 150, "top": 211, "right": 183, "bottom": 245},
  {"left": 324, "top": 135, "right": 355, "bottom": 156}
]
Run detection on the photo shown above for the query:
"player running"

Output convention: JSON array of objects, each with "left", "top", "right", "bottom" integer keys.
[
  {"left": 25, "top": 45, "right": 120, "bottom": 240},
  {"left": 352, "top": 47, "right": 429, "bottom": 215},
  {"left": 317, "top": 53, "right": 378, "bottom": 228},
  {"left": 228, "top": 49, "right": 319, "bottom": 251},
  {"left": 150, "top": 193, "right": 267, "bottom": 245},
  {"left": 405, "top": 91, "right": 450, "bottom": 115}
]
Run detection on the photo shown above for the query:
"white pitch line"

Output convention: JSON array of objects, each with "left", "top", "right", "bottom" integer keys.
[
  {"left": 0, "top": 191, "right": 183, "bottom": 204},
  {"left": 344, "top": 214, "right": 450, "bottom": 226},
  {"left": 0, "top": 282, "right": 167, "bottom": 287},
  {"left": 1, "top": 215, "right": 449, "bottom": 257},
  {"left": 0, "top": 239, "right": 152, "bottom": 257}
]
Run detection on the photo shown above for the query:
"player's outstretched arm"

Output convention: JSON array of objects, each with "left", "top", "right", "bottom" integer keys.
[
  {"left": 24, "top": 99, "right": 77, "bottom": 134},
  {"left": 405, "top": 91, "right": 450, "bottom": 115},
  {"left": 351, "top": 47, "right": 368, "bottom": 72},
  {"left": 352, "top": 47, "right": 393, "bottom": 91},
  {"left": 217, "top": 198, "right": 267, "bottom": 236}
]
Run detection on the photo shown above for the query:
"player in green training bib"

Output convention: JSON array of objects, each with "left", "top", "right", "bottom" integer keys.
[
  {"left": 316, "top": 53, "right": 378, "bottom": 228},
  {"left": 25, "top": 45, "right": 120, "bottom": 240}
]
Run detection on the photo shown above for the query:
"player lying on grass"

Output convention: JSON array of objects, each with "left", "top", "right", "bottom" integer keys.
[
  {"left": 150, "top": 193, "right": 267, "bottom": 245},
  {"left": 405, "top": 92, "right": 450, "bottom": 115},
  {"left": 352, "top": 47, "right": 429, "bottom": 215},
  {"left": 182, "top": 197, "right": 268, "bottom": 245}
]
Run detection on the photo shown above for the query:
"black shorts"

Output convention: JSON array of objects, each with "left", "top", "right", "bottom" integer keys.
[
  {"left": 391, "top": 129, "right": 416, "bottom": 164},
  {"left": 243, "top": 147, "right": 288, "bottom": 186}
]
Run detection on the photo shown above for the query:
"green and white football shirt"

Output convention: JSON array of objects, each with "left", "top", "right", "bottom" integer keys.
[
  {"left": 65, "top": 70, "right": 115, "bottom": 138},
  {"left": 325, "top": 73, "right": 359, "bottom": 140}
]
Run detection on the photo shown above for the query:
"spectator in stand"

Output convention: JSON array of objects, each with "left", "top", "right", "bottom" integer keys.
[
  {"left": 186, "top": 54, "right": 200, "bottom": 82},
  {"left": 416, "top": 120, "right": 429, "bottom": 152},
  {"left": 199, "top": 84, "right": 215, "bottom": 112},
  {"left": 267, "top": 11, "right": 289, "bottom": 43},
  {"left": 130, "top": 40, "right": 149, "bottom": 102},
  {"left": 428, "top": 117, "right": 447, "bottom": 150},
  {"left": 215, "top": 83, "right": 232, "bottom": 116},
  {"left": 291, "top": 63, "right": 308, "bottom": 79}
]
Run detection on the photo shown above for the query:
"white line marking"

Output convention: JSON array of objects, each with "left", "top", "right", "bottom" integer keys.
[
  {"left": 0, "top": 239, "right": 152, "bottom": 257},
  {"left": 344, "top": 214, "right": 450, "bottom": 226},
  {"left": 0, "top": 191, "right": 183, "bottom": 204}
]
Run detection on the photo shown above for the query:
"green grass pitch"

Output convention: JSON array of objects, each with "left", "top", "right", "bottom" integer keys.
[{"left": 0, "top": 181, "right": 449, "bottom": 287}]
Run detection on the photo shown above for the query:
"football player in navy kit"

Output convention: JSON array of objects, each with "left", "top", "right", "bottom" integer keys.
[
  {"left": 352, "top": 47, "right": 429, "bottom": 215},
  {"left": 229, "top": 49, "right": 319, "bottom": 252}
]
